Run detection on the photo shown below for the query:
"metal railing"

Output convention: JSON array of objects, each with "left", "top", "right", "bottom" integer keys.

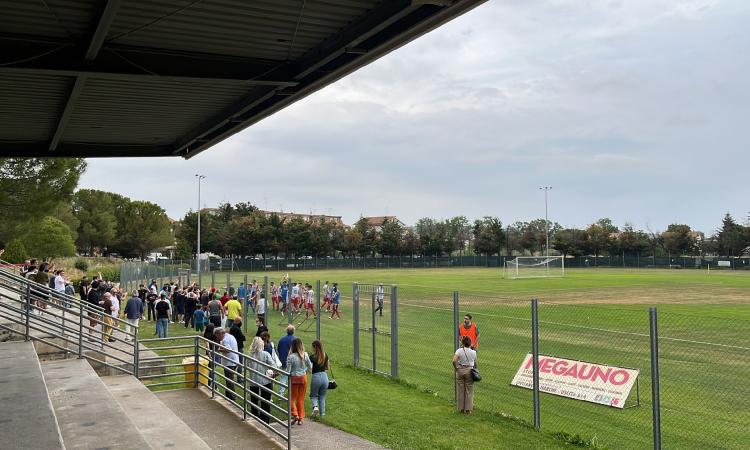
[
  {"left": 139, "top": 335, "right": 292, "bottom": 449},
  {"left": 0, "top": 264, "right": 139, "bottom": 376}
]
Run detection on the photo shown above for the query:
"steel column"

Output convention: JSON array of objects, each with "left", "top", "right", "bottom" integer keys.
[
  {"left": 390, "top": 285, "right": 398, "bottom": 377},
  {"left": 353, "top": 283, "right": 359, "bottom": 367},
  {"left": 650, "top": 308, "right": 662, "bottom": 450},
  {"left": 316, "top": 280, "right": 321, "bottom": 340},
  {"left": 531, "top": 298, "right": 540, "bottom": 431}
]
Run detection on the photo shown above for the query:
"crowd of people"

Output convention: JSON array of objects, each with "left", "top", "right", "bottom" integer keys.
[{"left": 128, "top": 277, "right": 337, "bottom": 425}]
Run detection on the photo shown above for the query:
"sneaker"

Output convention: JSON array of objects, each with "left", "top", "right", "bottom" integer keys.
[{"left": 312, "top": 406, "right": 319, "bottom": 417}]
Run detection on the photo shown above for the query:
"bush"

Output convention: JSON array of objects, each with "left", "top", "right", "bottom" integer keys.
[
  {"left": 74, "top": 258, "right": 89, "bottom": 272},
  {"left": 2, "top": 239, "right": 28, "bottom": 263}
]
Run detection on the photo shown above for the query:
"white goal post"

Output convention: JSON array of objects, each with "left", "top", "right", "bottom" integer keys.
[{"left": 504, "top": 256, "right": 565, "bottom": 279}]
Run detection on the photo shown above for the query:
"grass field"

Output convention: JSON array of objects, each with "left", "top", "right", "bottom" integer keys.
[{"left": 138, "top": 268, "right": 749, "bottom": 449}]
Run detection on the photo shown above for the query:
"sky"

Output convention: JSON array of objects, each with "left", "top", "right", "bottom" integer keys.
[{"left": 79, "top": 0, "right": 750, "bottom": 234}]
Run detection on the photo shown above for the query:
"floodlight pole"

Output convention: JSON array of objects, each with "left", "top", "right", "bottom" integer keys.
[
  {"left": 196, "top": 175, "right": 206, "bottom": 277},
  {"left": 539, "top": 186, "right": 552, "bottom": 271}
]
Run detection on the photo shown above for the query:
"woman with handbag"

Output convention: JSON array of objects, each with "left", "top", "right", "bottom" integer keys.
[
  {"left": 286, "top": 337, "right": 312, "bottom": 425},
  {"left": 452, "top": 336, "right": 478, "bottom": 414},
  {"left": 247, "top": 337, "right": 276, "bottom": 423},
  {"left": 309, "top": 340, "right": 330, "bottom": 417}
]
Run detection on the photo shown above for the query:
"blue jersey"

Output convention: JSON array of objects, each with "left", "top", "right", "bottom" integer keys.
[
  {"left": 280, "top": 284, "right": 288, "bottom": 300},
  {"left": 332, "top": 288, "right": 340, "bottom": 304},
  {"left": 237, "top": 286, "right": 246, "bottom": 299}
]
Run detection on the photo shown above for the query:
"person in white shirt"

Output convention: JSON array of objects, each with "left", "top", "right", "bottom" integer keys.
[
  {"left": 256, "top": 293, "right": 267, "bottom": 322},
  {"left": 54, "top": 270, "right": 66, "bottom": 293},
  {"left": 305, "top": 284, "right": 316, "bottom": 319},
  {"left": 215, "top": 328, "right": 239, "bottom": 401}
]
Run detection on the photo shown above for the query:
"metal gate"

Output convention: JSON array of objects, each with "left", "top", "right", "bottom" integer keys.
[{"left": 353, "top": 283, "right": 398, "bottom": 377}]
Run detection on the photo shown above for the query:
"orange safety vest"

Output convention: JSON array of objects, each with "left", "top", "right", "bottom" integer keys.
[{"left": 458, "top": 323, "right": 478, "bottom": 348}]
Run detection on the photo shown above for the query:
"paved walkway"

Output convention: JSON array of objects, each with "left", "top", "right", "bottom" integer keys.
[{"left": 159, "top": 388, "right": 385, "bottom": 450}]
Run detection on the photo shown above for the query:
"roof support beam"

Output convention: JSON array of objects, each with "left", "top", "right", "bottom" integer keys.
[
  {"left": 0, "top": 40, "right": 296, "bottom": 86},
  {"left": 49, "top": 0, "right": 121, "bottom": 152},
  {"left": 85, "top": 0, "right": 122, "bottom": 62}
]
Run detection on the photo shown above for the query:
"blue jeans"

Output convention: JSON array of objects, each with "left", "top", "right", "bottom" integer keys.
[
  {"left": 310, "top": 372, "right": 329, "bottom": 416},
  {"left": 156, "top": 318, "right": 169, "bottom": 338},
  {"left": 279, "top": 373, "right": 288, "bottom": 397}
]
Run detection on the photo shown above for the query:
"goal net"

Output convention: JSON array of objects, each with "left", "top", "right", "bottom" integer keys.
[{"left": 504, "top": 256, "right": 565, "bottom": 279}]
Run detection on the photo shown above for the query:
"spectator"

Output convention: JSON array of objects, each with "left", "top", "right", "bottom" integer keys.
[
  {"left": 146, "top": 290, "right": 157, "bottom": 321},
  {"left": 99, "top": 292, "right": 115, "bottom": 343},
  {"left": 207, "top": 295, "right": 224, "bottom": 328},
  {"left": 184, "top": 290, "right": 198, "bottom": 328},
  {"left": 286, "top": 337, "right": 312, "bottom": 425},
  {"left": 53, "top": 270, "right": 66, "bottom": 294},
  {"left": 123, "top": 291, "right": 144, "bottom": 342},
  {"left": 254, "top": 316, "right": 268, "bottom": 337},
  {"left": 247, "top": 336, "right": 275, "bottom": 423},
  {"left": 194, "top": 305, "right": 207, "bottom": 333},
  {"left": 155, "top": 293, "right": 171, "bottom": 338},
  {"left": 277, "top": 325, "right": 295, "bottom": 397},
  {"left": 309, "top": 339, "right": 330, "bottom": 417},
  {"left": 453, "top": 336, "right": 478, "bottom": 414},
  {"left": 79, "top": 276, "right": 91, "bottom": 304},
  {"left": 256, "top": 292, "right": 267, "bottom": 323},
  {"left": 224, "top": 295, "right": 242, "bottom": 327},
  {"left": 86, "top": 280, "right": 102, "bottom": 339},
  {"left": 229, "top": 317, "right": 246, "bottom": 355},
  {"left": 214, "top": 327, "right": 239, "bottom": 402}
]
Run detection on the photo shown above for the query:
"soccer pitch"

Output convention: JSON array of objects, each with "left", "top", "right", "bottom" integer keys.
[{"left": 203, "top": 268, "right": 750, "bottom": 449}]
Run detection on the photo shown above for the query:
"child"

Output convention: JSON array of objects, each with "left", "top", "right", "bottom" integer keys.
[{"left": 193, "top": 305, "right": 207, "bottom": 332}]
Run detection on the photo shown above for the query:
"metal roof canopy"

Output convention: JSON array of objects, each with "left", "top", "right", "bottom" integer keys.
[{"left": 0, "top": 0, "right": 485, "bottom": 159}]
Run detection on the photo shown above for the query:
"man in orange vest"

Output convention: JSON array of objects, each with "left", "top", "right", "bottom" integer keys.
[{"left": 458, "top": 314, "right": 479, "bottom": 350}]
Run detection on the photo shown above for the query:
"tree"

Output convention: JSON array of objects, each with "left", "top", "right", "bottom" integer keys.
[
  {"left": 552, "top": 228, "right": 588, "bottom": 257},
  {"left": 379, "top": 218, "right": 404, "bottom": 256},
  {"left": 402, "top": 229, "right": 420, "bottom": 256},
  {"left": 415, "top": 218, "right": 442, "bottom": 256},
  {"left": 448, "top": 216, "right": 472, "bottom": 256},
  {"left": 72, "top": 189, "right": 116, "bottom": 254},
  {"left": 661, "top": 224, "right": 696, "bottom": 256},
  {"left": 174, "top": 239, "right": 192, "bottom": 261},
  {"left": 2, "top": 239, "right": 28, "bottom": 263},
  {"left": 472, "top": 217, "right": 505, "bottom": 256},
  {"left": 21, "top": 216, "right": 76, "bottom": 259},
  {"left": 716, "top": 214, "right": 747, "bottom": 256},
  {"left": 585, "top": 223, "right": 611, "bottom": 264},
  {"left": 617, "top": 224, "right": 649, "bottom": 255},
  {"left": 0, "top": 158, "right": 85, "bottom": 245},
  {"left": 112, "top": 201, "right": 173, "bottom": 258},
  {"left": 353, "top": 217, "right": 377, "bottom": 256}
]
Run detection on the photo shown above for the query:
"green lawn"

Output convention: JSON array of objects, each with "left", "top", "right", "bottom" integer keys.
[{"left": 135, "top": 268, "right": 750, "bottom": 449}]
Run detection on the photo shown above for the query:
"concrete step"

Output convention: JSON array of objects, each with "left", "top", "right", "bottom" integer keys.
[
  {"left": 0, "top": 341, "right": 64, "bottom": 449},
  {"left": 102, "top": 376, "right": 212, "bottom": 450},
  {"left": 156, "top": 388, "right": 282, "bottom": 450},
  {"left": 41, "top": 358, "right": 153, "bottom": 450}
]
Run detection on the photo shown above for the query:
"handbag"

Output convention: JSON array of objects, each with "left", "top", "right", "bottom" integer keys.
[
  {"left": 270, "top": 343, "right": 282, "bottom": 369},
  {"left": 463, "top": 348, "right": 481, "bottom": 382},
  {"left": 327, "top": 365, "right": 338, "bottom": 390}
]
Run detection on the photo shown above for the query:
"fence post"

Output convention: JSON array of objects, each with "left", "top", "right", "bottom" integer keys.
[
  {"left": 194, "top": 336, "right": 199, "bottom": 388},
  {"left": 391, "top": 285, "right": 398, "bottom": 378},
  {"left": 211, "top": 272, "right": 215, "bottom": 289},
  {"left": 263, "top": 275, "right": 269, "bottom": 321},
  {"left": 226, "top": 273, "right": 231, "bottom": 294},
  {"left": 316, "top": 280, "right": 321, "bottom": 340},
  {"left": 133, "top": 324, "right": 140, "bottom": 379},
  {"left": 353, "top": 283, "right": 359, "bottom": 367},
  {"left": 453, "top": 290, "right": 459, "bottom": 404},
  {"left": 371, "top": 291, "right": 376, "bottom": 373},
  {"left": 243, "top": 274, "right": 249, "bottom": 336},
  {"left": 650, "top": 307, "right": 662, "bottom": 450},
  {"left": 78, "top": 299, "right": 84, "bottom": 358},
  {"left": 24, "top": 284, "right": 31, "bottom": 341},
  {"left": 288, "top": 277, "right": 293, "bottom": 326},
  {"left": 531, "top": 298, "right": 540, "bottom": 431},
  {"left": 242, "top": 356, "right": 248, "bottom": 420}
]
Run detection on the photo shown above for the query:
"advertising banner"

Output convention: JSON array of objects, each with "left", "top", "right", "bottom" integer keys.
[{"left": 510, "top": 353, "right": 639, "bottom": 408}]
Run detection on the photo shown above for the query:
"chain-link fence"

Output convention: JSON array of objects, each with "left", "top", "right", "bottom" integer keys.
[{"left": 118, "top": 260, "right": 749, "bottom": 449}]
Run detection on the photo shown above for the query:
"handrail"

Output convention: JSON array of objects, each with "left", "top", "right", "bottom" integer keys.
[
  {"left": 0, "top": 266, "right": 136, "bottom": 330},
  {"left": 0, "top": 266, "right": 140, "bottom": 376},
  {"left": 139, "top": 335, "right": 292, "bottom": 449}
]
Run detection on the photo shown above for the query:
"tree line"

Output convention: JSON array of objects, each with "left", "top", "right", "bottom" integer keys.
[
  {"left": 0, "top": 157, "right": 173, "bottom": 262},
  {"left": 173, "top": 203, "right": 750, "bottom": 260}
]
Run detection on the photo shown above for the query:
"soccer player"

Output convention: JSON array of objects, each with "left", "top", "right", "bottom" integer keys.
[
  {"left": 305, "top": 283, "right": 316, "bottom": 319},
  {"left": 291, "top": 282, "right": 300, "bottom": 313},
  {"left": 330, "top": 283, "right": 341, "bottom": 319},
  {"left": 270, "top": 281, "right": 279, "bottom": 311},
  {"left": 374, "top": 283, "right": 385, "bottom": 317},
  {"left": 322, "top": 281, "right": 330, "bottom": 312},
  {"left": 280, "top": 281, "right": 289, "bottom": 317}
]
